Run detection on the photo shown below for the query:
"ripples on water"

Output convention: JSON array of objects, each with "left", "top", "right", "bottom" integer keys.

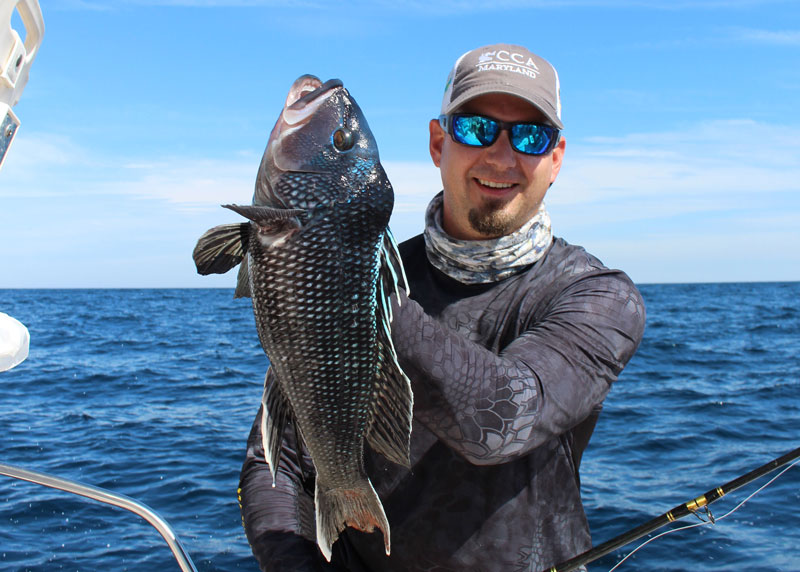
[
  {"left": 584, "top": 282, "right": 800, "bottom": 572},
  {"left": 1, "top": 285, "right": 798, "bottom": 571},
  {"left": 1, "top": 289, "right": 262, "bottom": 571}
]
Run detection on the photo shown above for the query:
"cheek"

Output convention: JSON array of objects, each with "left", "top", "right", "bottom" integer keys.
[
  {"left": 437, "top": 152, "right": 453, "bottom": 188},
  {"left": 441, "top": 141, "right": 481, "bottom": 180},
  {"left": 526, "top": 156, "right": 553, "bottom": 186},
  {"left": 438, "top": 145, "right": 466, "bottom": 186}
]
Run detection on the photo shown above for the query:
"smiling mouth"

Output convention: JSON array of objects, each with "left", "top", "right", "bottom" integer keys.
[{"left": 477, "top": 178, "right": 515, "bottom": 190}]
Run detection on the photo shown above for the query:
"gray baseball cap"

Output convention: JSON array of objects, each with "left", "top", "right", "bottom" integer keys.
[{"left": 440, "top": 43, "right": 563, "bottom": 130}]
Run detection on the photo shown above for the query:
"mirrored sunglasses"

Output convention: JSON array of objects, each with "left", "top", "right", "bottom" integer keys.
[{"left": 438, "top": 113, "right": 560, "bottom": 156}]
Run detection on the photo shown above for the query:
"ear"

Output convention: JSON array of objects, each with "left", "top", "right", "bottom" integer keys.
[
  {"left": 429, "top": 119, "right": 445, "bottom": 167},
  {"left": 549, "top": 135, "right": 566, "bottom": 184}
]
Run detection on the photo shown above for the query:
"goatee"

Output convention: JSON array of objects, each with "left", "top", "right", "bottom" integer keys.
[{"left": 467, "top": 199, "right": 515, "bottom": 238}]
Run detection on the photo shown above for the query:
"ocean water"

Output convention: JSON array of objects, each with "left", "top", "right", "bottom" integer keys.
[{"left": 0, "top": 284, "right": 798, "bottom": 572}]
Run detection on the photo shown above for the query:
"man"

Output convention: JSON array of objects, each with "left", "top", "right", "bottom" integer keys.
[{"left": 239, "top": 43, "right": 646, "bottom": 572}]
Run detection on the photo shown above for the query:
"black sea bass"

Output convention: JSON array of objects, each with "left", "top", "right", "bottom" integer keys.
[{"left": 193, "top": 76, "right": 412, "bottom": 560}]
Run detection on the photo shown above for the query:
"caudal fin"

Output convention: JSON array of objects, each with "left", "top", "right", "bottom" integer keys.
[{"left": 315, "top": 479, "right": 390, "bottom": 562}]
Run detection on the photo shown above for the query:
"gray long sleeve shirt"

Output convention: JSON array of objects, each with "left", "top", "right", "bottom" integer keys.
[{"left": 238, "top": 235, "right": 646, "bottom": 572}]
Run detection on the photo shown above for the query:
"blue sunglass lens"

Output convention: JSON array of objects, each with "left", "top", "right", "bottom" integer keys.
[
  {"left": 511, "top": 124, "right": 554, "bottom": 155},
  {"left": 452, "top": 116, "right": 499, "bottom": 147}
]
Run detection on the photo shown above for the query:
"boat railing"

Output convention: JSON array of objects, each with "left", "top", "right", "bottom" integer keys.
[{"left": 0, "top": 461, "right": 199, "bottom": 572}]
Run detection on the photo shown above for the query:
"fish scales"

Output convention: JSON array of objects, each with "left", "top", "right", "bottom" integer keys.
[
  {"left": 193, "top": 75, "right": 412, "bottom": 563},
  {"left": 250, "top": 192, "right": 387, "bottom": 479}
]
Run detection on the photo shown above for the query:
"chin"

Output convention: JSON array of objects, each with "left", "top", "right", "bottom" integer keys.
[{"left": 468, "top": 207, "right": 518, "bottom": 238}]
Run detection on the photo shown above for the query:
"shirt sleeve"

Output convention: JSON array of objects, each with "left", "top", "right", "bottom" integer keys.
[
  {"left": 239, "top": 405, "right": 348, "bottom": 572},
  {"left": 390, "top": 270, "right": 646, "bottom": 466}
]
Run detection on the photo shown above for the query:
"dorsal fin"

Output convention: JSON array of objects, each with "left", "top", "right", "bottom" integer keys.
[{"left": 223, "top": 204, "right": 305, "bottom": 228}]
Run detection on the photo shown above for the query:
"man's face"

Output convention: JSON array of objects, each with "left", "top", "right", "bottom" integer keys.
[{"left": 429, "top": 93, "right": 566, "bottom": 240}]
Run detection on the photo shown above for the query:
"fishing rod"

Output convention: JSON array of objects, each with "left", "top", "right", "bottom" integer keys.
[{"left": 545, "top": 445, "right": 800, "bottom": 572}]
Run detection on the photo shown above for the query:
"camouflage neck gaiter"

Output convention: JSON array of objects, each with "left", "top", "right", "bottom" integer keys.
[{"left": 423, "top": 192, "right": 553, "bottom": 284}]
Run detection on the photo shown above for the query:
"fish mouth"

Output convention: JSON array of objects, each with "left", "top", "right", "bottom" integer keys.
[
  {"left": 288, "top": 77, "right": 343, "bottom": 109},
  {"left": 267, "top": 75, "right": 351, "bottom": 177},
  {"left": 282, "top": 76, "right": 344, "bottom": 127}
]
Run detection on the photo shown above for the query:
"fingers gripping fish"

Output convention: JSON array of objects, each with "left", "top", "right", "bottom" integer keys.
[{"left": 193, "top": 76, "right": 412, "bottom": 562}]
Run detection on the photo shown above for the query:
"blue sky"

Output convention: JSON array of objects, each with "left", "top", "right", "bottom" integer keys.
[{"left": 2, "top": 0, "right": 799, "bottom": 287}]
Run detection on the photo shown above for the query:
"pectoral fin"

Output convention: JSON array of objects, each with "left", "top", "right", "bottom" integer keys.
[{"left": 193, "top": 223, "right": 250, "bottom": 275}]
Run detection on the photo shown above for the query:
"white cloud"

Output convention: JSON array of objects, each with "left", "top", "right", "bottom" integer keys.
[
  {"left": 4, "top": 119, "right": 798, "bottom": 284},
  {"left": 50, "top": 0, "right": 325, "bottom": 7},
  {"left": 553, "top": 119, "right": 800, "bottom": 213},
  {"left": 380, "top": 119, "right": 800, "bottom": 281},
  {"left": 49, "top": 0, "right": 797, "bottom": 11},
  {"left": 111, "top": 159, "right": 256, "bottom": 210},
  {"left": 1, "top": 132, "right": 87, "bottom": 175},
  {"left": 8, "top": 119, "right": 799, "bottom": 219},
  {"left": 1, "top": 131, "right": 256, "bottom": 209},
  {"left": 3, "top": 132, "right": 439, "bottom": 214},
  {"left": 547, "top": 119, "right": 800, "bottom": 282},
  {"left": 383, "top": 160, "right": 440, "bottom": 212},
  {"left": 384, "top": 119, "right": 800, "bottom": 231},
  {"left": 733, "top": 27, "right": 800, "bottom": 46}
]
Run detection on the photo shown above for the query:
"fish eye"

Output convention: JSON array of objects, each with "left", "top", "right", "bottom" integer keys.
[{"left": 332, "top": 128, "right": 355, "bottom": 152}]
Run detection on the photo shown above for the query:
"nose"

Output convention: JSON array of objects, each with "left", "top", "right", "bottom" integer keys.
[{"left": 483, "top": 130, "right": 517, "bottom": 169}]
